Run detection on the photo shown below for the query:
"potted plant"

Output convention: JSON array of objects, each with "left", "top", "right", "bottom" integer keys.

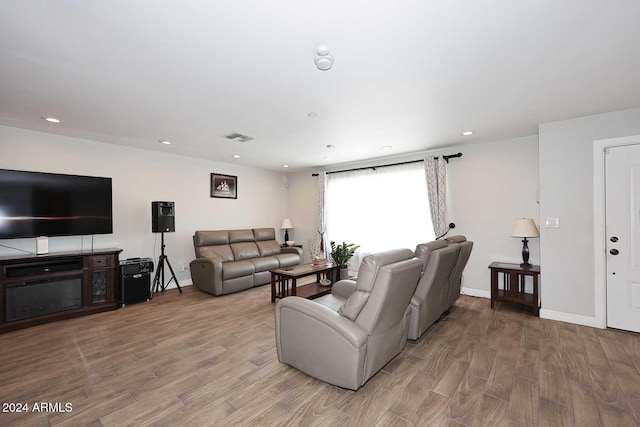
[{"left": 330, "top": 241, "right": 360, "bottom": 280}]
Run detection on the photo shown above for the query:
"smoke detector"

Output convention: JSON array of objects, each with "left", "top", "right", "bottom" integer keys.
[
  {"left": 315, "top": 45, "right": 334, "bottom": 71},
  {"left": 224, "top": 133, "right": 254, "bottom": 142}
]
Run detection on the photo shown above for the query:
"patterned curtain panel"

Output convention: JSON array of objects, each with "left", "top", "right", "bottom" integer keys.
[
  {"left": 317, "top": 171, "right": 327, "bottom": 258},
  {"left": 424, "top": 156, "right": 448, "bottom": 236}
]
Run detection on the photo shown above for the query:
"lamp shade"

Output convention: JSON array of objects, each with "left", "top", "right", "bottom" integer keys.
[
  {"left": 280, "top": 218, "right": 293, "bottom": 229},
  {"left": 511, "top": 218, "right": 539, "bottom": 238}
]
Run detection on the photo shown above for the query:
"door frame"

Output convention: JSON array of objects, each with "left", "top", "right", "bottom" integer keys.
[{"left": 593, "top": 135, "right": 640, "bottom": 329}]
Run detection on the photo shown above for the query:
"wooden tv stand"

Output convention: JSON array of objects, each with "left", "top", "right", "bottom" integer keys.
[{"left": 0, "top": 248, "right": 122, "bottom": 334}]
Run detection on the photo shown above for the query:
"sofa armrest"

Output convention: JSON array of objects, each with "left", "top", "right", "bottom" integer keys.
[
  {"left": 276, "top": 297, "right": 367, "bottom": 349},
  {"left": 281, "top": 246, "right": 303, "bottom": 258},
  {"left": 332, "top": 279, "right": 357, "bottom": 299},
  {"left": 189, "top": 256, "right": 224, "bottom": 295}
]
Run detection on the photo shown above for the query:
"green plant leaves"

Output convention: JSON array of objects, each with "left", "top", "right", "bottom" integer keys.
[{"left": 329, "top": 240, "right": 361, "bottom": 268}]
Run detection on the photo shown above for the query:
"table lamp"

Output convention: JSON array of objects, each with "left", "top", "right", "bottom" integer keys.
[
  {"left": 280, "top": 218, "right": 293, "bottom": 242},
  {"left": 511, "top": 218, "right": 539, "bottom": 268}
]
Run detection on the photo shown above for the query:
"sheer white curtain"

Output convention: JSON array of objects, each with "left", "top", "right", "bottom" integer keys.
[{"left": 326, "top": 162, "right": 434, "bottom": 272}]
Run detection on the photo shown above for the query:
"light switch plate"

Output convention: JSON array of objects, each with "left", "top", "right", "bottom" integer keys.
[{"left": 545, "top": 217, "right": 560, "bottom": 228}]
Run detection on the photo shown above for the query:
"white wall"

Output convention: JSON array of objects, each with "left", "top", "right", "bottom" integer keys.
[
  {"left": 287, "top": 135, "right": 540, "bottom": 295},
  {"left": 0, "top": 126, "right": 289, "bottom": 288},
  {"left": 429, "top": 136, "right": 540, "bottom": 294},
  {"left": 287, "top": 172, "right": 317, "bottom": 263},
  {"left": 539, "top": 107, "right": 640, "bottom": 322}
]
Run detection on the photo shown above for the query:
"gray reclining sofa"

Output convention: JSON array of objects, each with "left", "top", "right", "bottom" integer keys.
[{"left": 190, "top": 228, "right": 302, "bottom": 296}]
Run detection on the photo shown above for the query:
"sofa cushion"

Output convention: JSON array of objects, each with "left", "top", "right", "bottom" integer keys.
[
  {"left": 231, "top": 242, "right": 260, "bottom": 261},
  {"left": 445, "top": 235, "right": 467, "bottom": 244},
  {"left": 250, "top": 256, "right": 279, "bottom": 272},
  {"left": 229, "top": 229, "right": 255, "bottom": 243},
  {"left": 275, "top": 253, "right": 300, "bottom": 267},
  {"left": 256, "top": 240, "right": 281, "bottom": 257},
  {"left": 198, "top": 245, "right": 234, "bottom": 262},
  {"left": 253, "top": 228, "right": 276, "bottom": 241},
  {"left": 222, "top": 260, "right": 255, "bottom": 279},
  {"left": 193, "top": 231, "right": 234, "bottom": 261},
  {"left": 194, "top": 230, "right": 229, "bottom": 246}
]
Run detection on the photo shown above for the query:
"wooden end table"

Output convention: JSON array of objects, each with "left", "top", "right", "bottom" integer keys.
[
  {"left": 270, "top": 263, "right": 339, "bottom": 302},
  {"left": 489, "top": 262, "right": 540, "bottom": 316}
]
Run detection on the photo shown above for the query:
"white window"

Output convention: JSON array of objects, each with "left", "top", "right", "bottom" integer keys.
[{"left": 326, "top": 161, "right": 434, "bottom": 272}]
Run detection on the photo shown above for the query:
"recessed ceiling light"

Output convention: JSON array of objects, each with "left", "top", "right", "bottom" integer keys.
[
  {"left": 462, "top": 130, "right": 475, "bottom": 136},
  {"left": 232, "top": 154, "right": 241, "bottom": 158},
  {"left": 324, "top": 157, "right": 332, "bottom": 160},
  {"left": 42, "top": 117, "right": 61, "bottom": 123},
  {"left": 281, "top": 164, "right": 289, "bottom": 168},
  {"left": 381, "top": 146, "right": 392, "bottom": 151},
  {"left": 159, "top": 140, "right": 172, "bottom": 145},
  {"left": 326, "top": 144, "right": 335, "bottom": 149},
  {"left": 308, "top": 112, "right": 319, "bottom": 119}
]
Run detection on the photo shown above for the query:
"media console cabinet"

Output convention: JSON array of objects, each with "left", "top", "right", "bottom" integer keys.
[{"left": 0, "top": 248, "right": 122, "bottom": 334}]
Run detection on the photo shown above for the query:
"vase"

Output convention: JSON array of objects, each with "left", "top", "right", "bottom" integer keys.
[{"left": 339, "top": 267, "right": 349, "bottom": 281}]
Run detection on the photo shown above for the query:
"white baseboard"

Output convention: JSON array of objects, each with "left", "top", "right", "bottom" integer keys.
[
  {"left": 539, "top": 309, "right": 604, "bottom": 329},
  {"left": 461, "top": 287, "right": 605, "bottom": 329},
  {"left": 461, "top": 287, "right": 490, "bottom": 299}
]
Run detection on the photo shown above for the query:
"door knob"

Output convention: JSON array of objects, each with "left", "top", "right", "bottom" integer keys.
[
  {"left": 610, "top": 236, "right": 619, "bottom": 242},
  {"left": 610, "top": 249, "right": 619, "bottom": 255}
]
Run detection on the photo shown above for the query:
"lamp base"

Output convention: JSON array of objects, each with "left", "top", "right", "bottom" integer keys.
[{"left": 521, "top": 237, "right": 530, "bottom": 267}]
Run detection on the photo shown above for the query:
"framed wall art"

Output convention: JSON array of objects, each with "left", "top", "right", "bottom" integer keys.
[{"left": 210, "top": 173, "right": 237, "bottom": 199}]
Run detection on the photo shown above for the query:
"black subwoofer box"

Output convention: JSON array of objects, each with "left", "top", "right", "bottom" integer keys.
[
  {"left": 120, "top": 258, "right": 153, "bottom": 306},
  {"left": 121, "top": 273, "right": 151, "bottom": 305}
]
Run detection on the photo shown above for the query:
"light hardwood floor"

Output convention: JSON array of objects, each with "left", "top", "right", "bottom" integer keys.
[{"left": 1, "top": 284, "right": 640, "bottom": 426}]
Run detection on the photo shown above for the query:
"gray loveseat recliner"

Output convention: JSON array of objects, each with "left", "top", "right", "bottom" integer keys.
[
  {"left": 190, "top": 228, "right": 302, "bottom": 296},
  {"left": 275, "top": 248, "right": 423, "bottom": 390}
]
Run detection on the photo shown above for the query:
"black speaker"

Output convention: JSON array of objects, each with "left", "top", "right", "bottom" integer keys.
[{"left": 152, "top": 201, "right": 175, "bottom": 232}]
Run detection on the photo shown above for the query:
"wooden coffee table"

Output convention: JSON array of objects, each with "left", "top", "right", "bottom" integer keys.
[{"left": 270, "top": 263, "right": 340, "bottom": 302}]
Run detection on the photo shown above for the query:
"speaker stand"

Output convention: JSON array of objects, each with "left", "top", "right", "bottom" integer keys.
[{"left": 151, "top": 232, "right": 181, "bottom": 298}]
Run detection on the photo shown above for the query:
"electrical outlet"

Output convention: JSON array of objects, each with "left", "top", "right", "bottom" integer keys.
[
  {"left": 545, "top": 217, "right": 560, "bottom": 228},
  {"left": 178, "top": 261, "right": 185, "bottom": 271}
]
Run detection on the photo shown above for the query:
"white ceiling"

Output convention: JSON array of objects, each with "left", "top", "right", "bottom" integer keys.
[{"left": 1, "top": 1, "right": 640, "bottom": 172}]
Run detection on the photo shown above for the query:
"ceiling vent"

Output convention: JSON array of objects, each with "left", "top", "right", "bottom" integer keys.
[{"left": 224, "top": 133, "right": 254, "bottom": 142}]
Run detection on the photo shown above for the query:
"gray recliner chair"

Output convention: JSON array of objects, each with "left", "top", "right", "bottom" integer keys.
[
  {"left": 408, "top": 240, "right": 460, "bottom": 340},
  {"left": 275, "top": 249, "right": 423, "bottom": 390}
]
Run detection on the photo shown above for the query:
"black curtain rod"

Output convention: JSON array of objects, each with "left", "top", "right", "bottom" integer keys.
[{"left": 311, "top": 152, "right": 462, "bottom": 176}]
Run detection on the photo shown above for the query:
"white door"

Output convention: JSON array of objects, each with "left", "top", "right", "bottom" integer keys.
[{"left": 606, "top": 144, "right": 640, "bottom": 333}]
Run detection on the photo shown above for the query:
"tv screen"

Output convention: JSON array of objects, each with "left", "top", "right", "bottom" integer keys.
[{"left": 0, "top": 169, "right": 113, "bottom": 239}]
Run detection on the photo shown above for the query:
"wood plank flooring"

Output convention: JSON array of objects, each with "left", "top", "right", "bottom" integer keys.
[{"left": 1, "top": 284, "right": 639, "bottom": 426}]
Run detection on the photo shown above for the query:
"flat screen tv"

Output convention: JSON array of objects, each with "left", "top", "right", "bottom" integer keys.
[{"left": 0, "top": 169, "right": 113, "bottom": 239}]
